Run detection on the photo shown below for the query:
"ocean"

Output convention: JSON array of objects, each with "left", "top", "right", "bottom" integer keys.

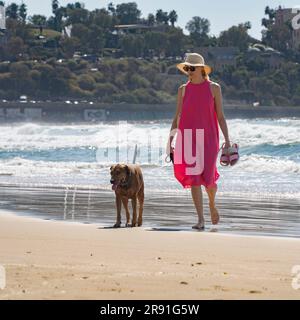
[{"left": 0, "top": 118, "right": 299, "bottom": 237}]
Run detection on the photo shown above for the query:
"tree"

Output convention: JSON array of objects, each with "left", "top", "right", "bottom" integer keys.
[
  {"left": 107, "top": 2, "right": 116, "bottom": 16},
  {"left": 261, "top": 6, "right": 293, "bottom": 53},
  {"left": 60, "top": 37, "right": 80, "bottom": 57},
  {"left": 6, "top": 36, "right": 25, "bottom": 59},
  {"left": 146, "top": 14, "right": 155, "bottom": 26},
  {"left": 89, "top": 8, "right": 115, "bottom": 30},
  {"left": 71, "top": 23, "right": 89, "bottom": 42},
  {"left": 52, "top": 0, "right": 59, "bottom": 14},
  {"left": 186, "top": 16, "right": 210, "bottom": 46},
  {"left": 66, "top": 6, "right": 89, "bottom": 25},
  {"left": 6, "top": 3, "right": 19, "bottom": 20},
  {"left": 156, "top": 9, "right": 169, "bottom": 25},
  {"left": 29, "top": 15, "right": 47, "bottom": 27},
  {"left": 87, "top": 24, "right": 105, "bottom": 53},
  {"left": 218, "top": 22, "right": 253, "bottom": 51},
  {"left": 120, "top": 34, "right": 145, "bottom": 57},
  {"left": 165, "top": 28, "right": 185, "bottom": 56},
  {"left": 262, "top": 22, "right": 292, "bottom": 52},
  {"left": 66, "top": 2, "right": 83, "bottom": 10},
  {"left": 115, "top": 2, "right": 141, "bottom": 24},
  {"left": 51, "top": 0, "right": 65, "bottom": 31},
  {"left": 168, "top": 10, "right": 178, "bottom": 27},
  {"left": 19, "top": 3, "right": 27, "bottom": 22},
  {"left": 144, "top": 31, "right": 168, "bottom": 57},
  {"left": 262, "top": 5, "right": 276, "bottom": 28}
]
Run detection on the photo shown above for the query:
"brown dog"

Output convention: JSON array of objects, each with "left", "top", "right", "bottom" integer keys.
[{"left": 110, "top": 163, "right": 144, "bottom": 228}]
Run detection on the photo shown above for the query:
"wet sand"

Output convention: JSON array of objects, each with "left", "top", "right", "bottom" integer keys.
[
  {"left": 0, "top": 210, "right": 299, "bottom": 299},
  {"left": 0, "top": 184, "right": 299, "bottom": 238}
]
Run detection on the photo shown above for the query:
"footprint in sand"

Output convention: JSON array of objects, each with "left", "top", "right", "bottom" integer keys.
[{"left": 249, "top": 290, "right": 262, "bottom": 294}]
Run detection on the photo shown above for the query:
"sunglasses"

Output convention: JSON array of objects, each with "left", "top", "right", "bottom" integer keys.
[{"left": 183, "top": 65, "right": 197, "bottom": 72}]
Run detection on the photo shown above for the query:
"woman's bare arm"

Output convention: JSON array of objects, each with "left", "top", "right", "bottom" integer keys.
[
  {"left": 212, "top": 83, "right": 231, "bottom": 146},
  {"left": 166, "top": 85, "right": 183, "bottom": 153}
]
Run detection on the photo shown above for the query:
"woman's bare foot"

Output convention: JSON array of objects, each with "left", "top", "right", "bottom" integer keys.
[
  {"left": 209, "top": 202, "right": 219, "bottom": 225},
  {"left": 192, "top": 220, "right": 205, "bottom": 230}
]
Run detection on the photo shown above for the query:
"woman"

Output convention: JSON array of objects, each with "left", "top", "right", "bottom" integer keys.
[{"left": 166, "top": 52, "right": 231, "bottom": 230}]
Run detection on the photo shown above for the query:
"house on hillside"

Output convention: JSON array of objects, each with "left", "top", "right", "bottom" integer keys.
[
  {"left": 194, "top": 46, "right": 240, "bottom": 71},
  {"left": 114, "top": 23, "right": 168, "bottom": 35},
  {"left": 275, "top": 7, "right": 300, "bottom": 50},
  {"left": 246, "top": 43, "right": 284, "bottom": 68}
]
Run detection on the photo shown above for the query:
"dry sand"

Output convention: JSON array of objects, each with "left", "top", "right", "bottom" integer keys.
[{"left": 0, "top": 210, "right": 299, "bottom": 300}]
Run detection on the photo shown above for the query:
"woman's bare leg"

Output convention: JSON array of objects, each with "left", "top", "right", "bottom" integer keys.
[
  {"left": 191, "top": 186, "right": 205, "bottom": 229},
  {"left": 205, "top": 184, "right": 219, "bottom": 225}
]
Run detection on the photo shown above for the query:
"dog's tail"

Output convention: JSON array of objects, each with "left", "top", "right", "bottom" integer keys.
[{"left": 133, "top": 144, "right": 137, "bottom": 164}]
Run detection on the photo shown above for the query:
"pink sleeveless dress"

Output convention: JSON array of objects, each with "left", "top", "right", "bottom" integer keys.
[{"left": 173, "top": 79, "right": 220, "bottom": 189}]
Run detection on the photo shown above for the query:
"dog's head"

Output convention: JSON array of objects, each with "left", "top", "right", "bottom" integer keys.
[{"left": 110, "top": 164, "right": 130, "bottom": 191}]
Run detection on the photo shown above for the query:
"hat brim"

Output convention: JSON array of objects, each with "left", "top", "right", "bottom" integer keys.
[{"left": 176, "top": 62, "right": 212, "bottom": 76}]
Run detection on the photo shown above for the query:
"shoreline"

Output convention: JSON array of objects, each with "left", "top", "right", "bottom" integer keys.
[
  {"left": 0, "top": 210, "right": 299, "bottom": 299},
  {"left": 0, "top": 184, "right": 299, "bottom": 239},
  {"left": 2, "top": 207, "right": 299, "bottom": 241},
  {"left": 1, "top": 102, "right": 300, "bottom": 122}
]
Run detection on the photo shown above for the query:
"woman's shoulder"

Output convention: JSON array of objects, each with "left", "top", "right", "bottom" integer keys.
[
  {"left": 177, "top": 83, "right": 188, "bottom": 95},
  {"left": 179, "top": 82, "right": 188, "bottom": 89},
  {"left": 208, "top": 80, "right": 221, "bottom": 89},
  {"left": 208, "top": 80, "right": 222, "bottom": 98}
]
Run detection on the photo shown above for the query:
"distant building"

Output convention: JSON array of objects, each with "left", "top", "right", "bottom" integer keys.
[
  {"left": 114, "top": 23, "right": 168, "bottom": 34},
  {"left": 0, "top": 4, "right": 5, "bottom": 30},
  {"left": 194, "top": 46, "right": 240, "bottom": 70},
  {"left": 275, "top": 7, "right": 300, "bottom": 50},
  {"left": 0, "top": 4, "right": 6, "bottom": 45},
  {"left": 246, "top": 44, "right": 284, "bottom": 68}
]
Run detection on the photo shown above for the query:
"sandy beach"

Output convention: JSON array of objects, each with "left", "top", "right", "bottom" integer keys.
[{"left": 0, "top": 210, "right": 299, "bottom": 300}]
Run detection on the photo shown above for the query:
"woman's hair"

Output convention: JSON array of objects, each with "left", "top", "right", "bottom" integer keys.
[
  {"left": 188, "top": 66, "right": 210, "bottom": 81},
  {"left": 200, "top": 66, "right": 210, "bottom": 80}
]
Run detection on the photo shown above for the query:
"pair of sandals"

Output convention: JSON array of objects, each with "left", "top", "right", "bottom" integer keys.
[
  {"left": 220, "top": 142, "right": 239, "bottom": 166},
  {"left": 166, "top": 143, "right": 239, "bottom": 167}
]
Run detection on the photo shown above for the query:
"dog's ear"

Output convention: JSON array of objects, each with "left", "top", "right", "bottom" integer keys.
[{"left": 125, "top": 165, "right": 130, "bottom": 175}]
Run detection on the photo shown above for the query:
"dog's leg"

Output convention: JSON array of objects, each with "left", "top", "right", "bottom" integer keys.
[
  {"left": 137, "top": 188, "right": 144, "bottom": 227},
  {"left": 113, "top": 195, "right": 122, "bottom": 228},
  {"left": 131, "top": 196, "right": 137, "bottom": 227},
  {"left": 121, "top": 197, "right": 131, "bottom": 227}
]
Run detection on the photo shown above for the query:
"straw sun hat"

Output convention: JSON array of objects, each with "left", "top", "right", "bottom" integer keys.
[{"left": 176, "top": 53, "right": 212, "bottom": 76}]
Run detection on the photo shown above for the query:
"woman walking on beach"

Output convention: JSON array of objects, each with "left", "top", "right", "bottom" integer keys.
[{"left": 166, "top": 53, "right": 231, "bottom": 230}]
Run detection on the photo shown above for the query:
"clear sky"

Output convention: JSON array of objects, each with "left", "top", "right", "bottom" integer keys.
[{"left": 5, "top": 0, "right": 300, "bottom": 40}]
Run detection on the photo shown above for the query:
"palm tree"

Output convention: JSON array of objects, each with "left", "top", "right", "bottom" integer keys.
[
  {"left": 156, "top": 9, "right": 169, "bottom": 25},
  {"left": 19, "top": 3, "right": 27, "bottom": 22},
  {"left": 52, "top": 0, "right": 59, "bottom": 14},
  {"left": 168, "top": 10, "right": 178, "bottom": 27}
]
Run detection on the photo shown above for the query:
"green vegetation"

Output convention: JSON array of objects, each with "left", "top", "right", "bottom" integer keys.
[{"left": 0, "top": 1, "right": 299, "bottom": 105}]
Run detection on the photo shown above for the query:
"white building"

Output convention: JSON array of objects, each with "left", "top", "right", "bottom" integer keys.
[{"left": 0, "top": 4, "right": 5, "bottom": 30}]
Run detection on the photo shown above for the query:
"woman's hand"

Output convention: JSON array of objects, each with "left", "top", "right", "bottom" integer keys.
[
  {"left": 224, "top": 140, "right": 231, "bottom": 149},
  {"left": 166, "top": 138, "right": 174, "bottom": 155},
  {"left": 165, "top": 139, "right": 174, "bottom": 163}
]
